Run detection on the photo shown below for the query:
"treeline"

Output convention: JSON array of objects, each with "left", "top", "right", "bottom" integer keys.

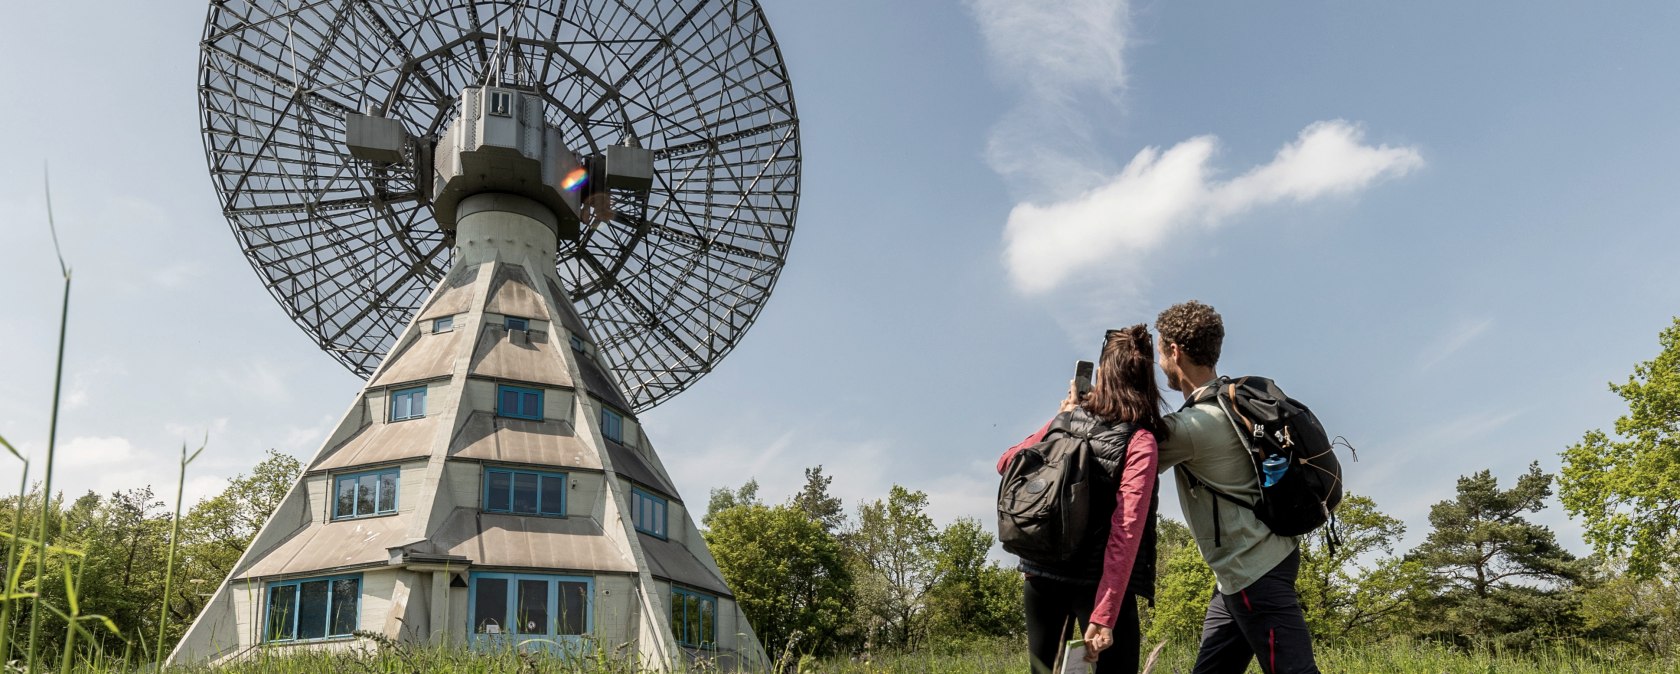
[
  {"left": 705, "top": 464, "right": 1680, "bottom": 662},
  {"left": 705, "top": 318, "right": 1680, "bottom": 662},
  {"left": 0, "top": 450, "right": 302, "bottom": 662}
]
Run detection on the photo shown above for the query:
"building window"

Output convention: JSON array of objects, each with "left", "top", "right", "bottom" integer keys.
[
  {"left": 670, "top": 587, "right": 716, "bottom": 649},
  {"left": 488, "top": 90, "right": 513, "bottom": 117},
  {"left": 483, "top": 467, "right": 567, "bottom": 517},
  {"left": 570, "top": 334, "right": 585, "bottom": 352},
  {"left": 390, "top": 386, "right": 426, "bottom": 421},
  {"left": 265, "top": 575, "right": 360, "bottom": 642},
  {"left": 631, "top": 488, "right": 667, "bottom": 538},
  {"left": 432, "top": 316, "right": 454, "bottom": 333},
  {"left": 334, "top": 468, "right": 399, "bottom": 519},
  {"left": 601, "top": 407, "right": 624, "bottom": 443},
  {"left": 469, "top": 572, "right": 590, "bottom": 644},
  {"left": 505, "top": 316, "right": 529, "bottom": 331},
  {"left": 496, "top": 385, "right": 542, "bottom": 420}
]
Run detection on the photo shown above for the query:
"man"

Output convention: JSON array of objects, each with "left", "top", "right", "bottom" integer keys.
[{"left": 1154, "top": 301, "right": 1319, "bottom": 674}]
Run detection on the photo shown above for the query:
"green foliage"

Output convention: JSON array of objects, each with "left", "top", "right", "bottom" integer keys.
[
  {"left": 1410, "top": 463, "right": 1592, "bottom": 649},
  {"left": 846, "top": 486, "right": 938, "bottom": 650},
  {"left": 704, "top": 502, "right": 852, "bottom": 658},
  {"left": 923, "top": 518, "right": 1024, "bottom": 641},
  {"left": 791, "top": 466, "right": 844, "bottom": 533},
  {"left": 1139, "top": 517, "right": 1213, "bottom": 646},
  {"left": 1560, "top": 316, "right": 1680, "bottom": 578},
  {"left": 1296, "top": 494, "right": 1429, "bottom": 640},
  {"left": 703, "top": 479, "right": 760, "bottom": 528}
]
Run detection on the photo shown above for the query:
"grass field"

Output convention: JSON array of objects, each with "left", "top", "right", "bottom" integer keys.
[{"left": 28, "top": 637, "right": 1636, "bottom": 673}]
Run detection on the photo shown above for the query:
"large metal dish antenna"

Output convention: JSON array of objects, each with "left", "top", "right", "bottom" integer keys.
[{"left": 199, "top": 0, "right": 800, "bottom": 411}]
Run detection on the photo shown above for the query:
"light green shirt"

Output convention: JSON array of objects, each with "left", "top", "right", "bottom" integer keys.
[{"left": 1157, "top": 380, "right": 1297, "bottom": 594}]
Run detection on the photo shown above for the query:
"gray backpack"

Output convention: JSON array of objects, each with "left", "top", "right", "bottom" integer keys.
[{"left": 996, "top": 430, "right": 1096, "bottom": 563}]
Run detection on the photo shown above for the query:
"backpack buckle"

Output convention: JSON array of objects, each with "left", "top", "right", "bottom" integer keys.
[{"left": 1253, "top": 423, "right": 1265, "bottom": 439}]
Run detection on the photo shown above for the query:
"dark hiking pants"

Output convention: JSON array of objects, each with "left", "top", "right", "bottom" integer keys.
[
  {"left": 1024, "top": 574, "right": 1140, "bottom": 674},
  {"left": 1191, "top": 549, "right": 1319, "bottom": 674}
]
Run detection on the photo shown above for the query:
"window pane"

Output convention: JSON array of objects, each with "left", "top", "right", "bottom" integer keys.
[
  {"left": 378, "top": 471, "right": 398, "bottom": 513},
  {"left": 297, "top": 580, "right": 329, "bottom": 640},
  {"left": 499, "top": 388, "right": 518, "bottom": 416},
  {"left": 655, "top": 500, "right": 666, "bottom": 536},
  {"left": 474, "top": 578, "right": 508, "bottom": 634},
  {"left": 357, "top": 474, "right": 378, "bottom": 517},
  {"left": 670, "top": 592, "right": 684, "bottom": 643},
  {"left": 335, "top": 478, "right": 356, "bottom": 519},
  {"left": 487, "top": 471, "right": 511, "bottom": 512},
  {"left": 411, "top": 389, "right": 426, "bottom": 417},
  {"left": 685, "top": 593, "right": 700, "bottom": 646},
  {"left": 512, "top": 473, "right": 539, "bottom": 514},
  {"left": 516, "top": 579, "right": 548, "bottom": 634},
  {"left": 540, "top": 475, "right": 565, "bottom": 516},
  {"left": 558, "top": 582, "right": 588, "bottom": 635},
  {"left": 266, "top": 584, "right": 297, "bottom": 641},
  {"left": 521, "top": 391, "right": 539, "bottom": 418},
  {"left": 329, "top": 578, "right": 359, "bottom": 636},
  {"left": 391, "top": 395, "right": 408, "bottom": 420},
  {"left": 700, "top": 599, "right": 715, "bottom": 646},
  {"left": 633, "top": 492, "right": 644, "bottom": 526}
]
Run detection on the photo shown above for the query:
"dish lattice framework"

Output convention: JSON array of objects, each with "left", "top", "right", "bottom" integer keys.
[{"left": 199, "top": 0, "right": 801, "bottom": 411}]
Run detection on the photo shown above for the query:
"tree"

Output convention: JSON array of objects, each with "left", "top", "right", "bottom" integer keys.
[
  {"left": 1409, "top": 463, "right": 1592, "bottom": 648},
  {"left": 791, "top": 466, "right": 844, "bottom": 533},
  {"left": 1560, "top": 317, "right": 1680, "bottom": 578},
  {"left": 1294, "top": 494, "right": 1428, "bottom": 640},
  {"left": 704, "top": 503, "right": 852, "bottom": 657},
  {"left": 703, "top": 479, "right": 760, "bottom": 528},
  {"left": 923, "top": 518, "right": 1023, "bottom": 640},
  {"left": 846, "top": 486, "right": 938, "bottom": 650}
]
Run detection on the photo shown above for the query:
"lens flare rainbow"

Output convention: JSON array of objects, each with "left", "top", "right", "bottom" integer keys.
[{"left": 562, "top": 167, "right": 588, "bottom": 191}]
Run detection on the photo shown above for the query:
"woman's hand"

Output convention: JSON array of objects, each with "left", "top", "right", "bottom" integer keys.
[
  {"left": 1059, "top": 379, "right": 1081, "bottom": 414},
  {"left": 1082, "top": 622, "right": 1113, "bottom": 661}
]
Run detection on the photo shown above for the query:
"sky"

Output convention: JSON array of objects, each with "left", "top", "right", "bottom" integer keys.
[{"left": 2, "top": 1, "right": 1680, "bottom": 565}]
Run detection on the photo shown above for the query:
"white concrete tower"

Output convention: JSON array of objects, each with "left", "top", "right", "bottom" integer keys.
[{"left": 170, "top": 86, "right": 766, "bottom": 669}]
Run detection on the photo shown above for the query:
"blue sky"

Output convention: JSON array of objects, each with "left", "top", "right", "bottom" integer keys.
[{"left": 3, "top": 1, "right": 1679, "bottom": 562}]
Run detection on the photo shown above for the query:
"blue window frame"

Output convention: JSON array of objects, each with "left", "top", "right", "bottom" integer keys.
[
  {"left": 483, "top": 467, "right": 567, "bottom": 517},
  {"left": 469, "top": 572, "right": 592, "bottom": 646},
  {"left": 264, "top": 574, "right": 360, "bottom": 642},
  {"left": 569, "top": 334, "right": 585, "bottom": 352},
  {"left": 670, "top": 587, "right": 717, "bottom": 649},
  {"left": 334, "top": 468, "right": 399, "bottom": 519},
  {"left": 601, "top": 407, "right": 624, "bottom": 443},
  {"left": 497, "top": 385, "right": 543, "bottom": 420},
  {"left": 631, "top": 488, "right": 667, "bottom": 538},
  {"left": 505, "top": 316, "right": 529, "bottom": 331},
  {"left": 390, "top": 386, "right": 426, "bottom": 421},
  {"left": 432, "top": 316, "right": 454, "bottom": 333}
]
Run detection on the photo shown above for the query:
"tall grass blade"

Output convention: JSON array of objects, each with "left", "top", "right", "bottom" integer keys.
[
  {"left": 27, "top": 164, "right": 72, "bottom": 674},
  {"left": 0, "top": 457, "right": 28, "bottom": 663},
  {"left": 155, "top": 437, "right": 204, "bottom": 664}
]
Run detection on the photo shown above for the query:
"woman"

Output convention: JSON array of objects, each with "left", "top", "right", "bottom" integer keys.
[{"left": 997, "top": 325, "right": 1167, "bottom": 674}]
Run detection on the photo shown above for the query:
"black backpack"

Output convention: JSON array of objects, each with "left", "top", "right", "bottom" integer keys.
[
  {"left": 996, "top": 430, "right": 1098, "bottom": 563},
  {"left": 1182, "top": 376, "right": 1347, "bottom": 547}
]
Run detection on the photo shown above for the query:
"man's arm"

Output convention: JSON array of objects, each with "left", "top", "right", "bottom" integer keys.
[{"left": 1155, "top": 408, "right": 1201, "bottom": 472}]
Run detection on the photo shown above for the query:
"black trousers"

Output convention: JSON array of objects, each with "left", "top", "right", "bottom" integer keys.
[
  {"left": 1024, "top": 574, "right": 1140, "bottom": 674},
  {"left": 1191, "top": 549, "right": 1319, "bottom": 674}
]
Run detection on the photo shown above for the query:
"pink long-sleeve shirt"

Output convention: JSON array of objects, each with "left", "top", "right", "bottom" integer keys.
[{"left": 997, "top": 419, "right": 1159, "bottom": 628}]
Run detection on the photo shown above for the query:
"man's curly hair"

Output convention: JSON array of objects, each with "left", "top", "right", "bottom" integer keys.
[{"left": 1156, "top": 301, "right": 1224, "bottom": 367}]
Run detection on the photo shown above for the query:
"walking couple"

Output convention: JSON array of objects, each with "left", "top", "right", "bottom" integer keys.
[{"left": 996, "top": 301, "right": 1320, "bottom": 674}]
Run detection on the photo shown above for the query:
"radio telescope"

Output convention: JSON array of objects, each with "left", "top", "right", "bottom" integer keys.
[
  {"left": 199, "top": 0, "right": 799, "bottom": 411},
  {"left": 173, "top": 0, "right": 799, "bottom": 667}
]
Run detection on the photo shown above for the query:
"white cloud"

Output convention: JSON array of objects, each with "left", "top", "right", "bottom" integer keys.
[
  {"left": 1003, "top": 121, "right": 1424, "bottom": 295},
  {"left": 60, "top": 435, "right": 136, "bottom": 467},
  {"left": 1417, "top": 318, "right": 1494, "bottom": 372},
  {"left": 966, "top": 0, "right": 1130, "bottom": 199}
]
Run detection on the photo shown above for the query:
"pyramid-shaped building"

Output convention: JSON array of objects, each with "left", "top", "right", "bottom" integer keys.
[{"left": 171, "top": 87, "right": 766, "bottom": 669}]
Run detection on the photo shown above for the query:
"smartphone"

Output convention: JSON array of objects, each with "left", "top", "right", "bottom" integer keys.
[{"left": 1074, "top": 360, "right": 1094, "bottom": 395}]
